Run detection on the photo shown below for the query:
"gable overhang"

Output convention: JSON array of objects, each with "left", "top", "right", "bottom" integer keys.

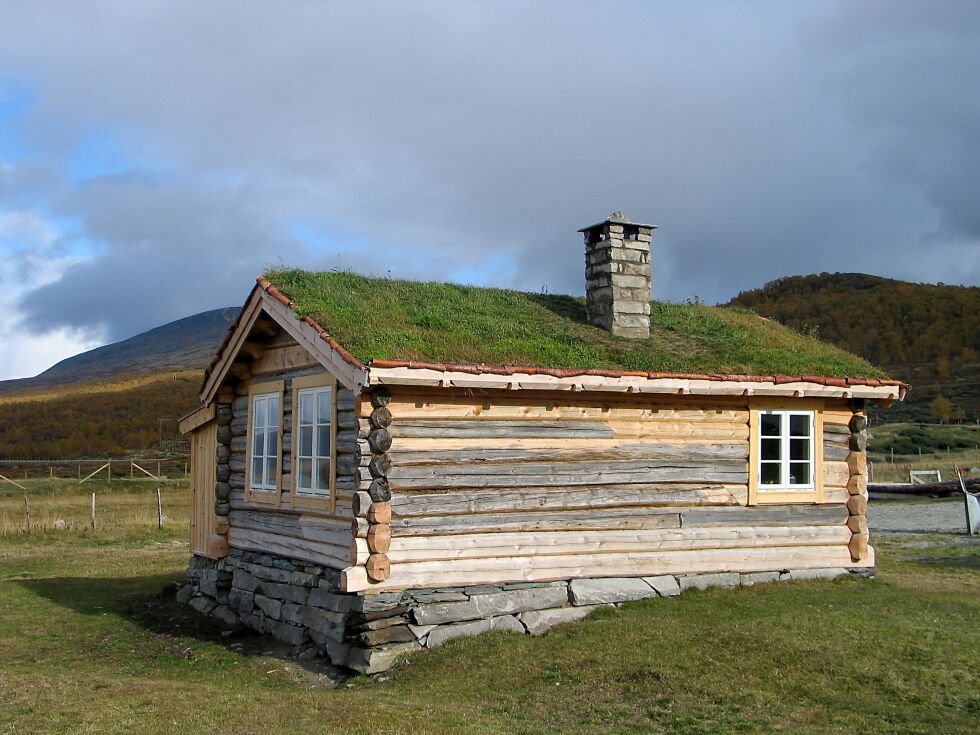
[
  {"left": 200, "top": 279, "right": 368, "bottom": 404},
  {"left": 364, "top": 360, "right": 907, "bottom": 403}
]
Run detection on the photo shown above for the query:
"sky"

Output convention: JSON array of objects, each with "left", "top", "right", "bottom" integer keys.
[{"left": 0, "top": 1, "right": 977, "bottom": 381}]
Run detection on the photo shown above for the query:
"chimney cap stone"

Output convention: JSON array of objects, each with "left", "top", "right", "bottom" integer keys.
[{"left": 578, "top": 210, "right": 657, "bottom": 233}]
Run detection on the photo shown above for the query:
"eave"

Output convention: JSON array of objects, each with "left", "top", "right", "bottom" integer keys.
[{"left": 365, "top": 360, "right": 907, "bottom": 403}]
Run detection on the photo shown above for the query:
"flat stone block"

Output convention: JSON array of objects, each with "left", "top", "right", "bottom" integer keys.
[
  {"left": 569, "top": 578, "right": 656, "bottom": 605},
  {"left": 412, "top": 586, "right": 568, "bottom": 626},
  {"left": 426, "top": 615, "right": 526, "bottom": 649},
  {"left": 254, "top": 594, "right": 283, "bottom": 620},
  {"left": 345, "top": 641, "right": 421, "bottom": 674},
  {"left": 643, "top": 575, "right": 681, "bottom": 597},
  {"left": 189, "top": 596, "right": 217, "bottom": 615},
  {"left": 519, "top": 605, "right": 601, "bottom": 635},
  {"left": 175, "top": 584, "right": 194, "bottom": 604},
  {"left": 257, "top": 580, "right": 309, "bottom": 605},
  {"left": 740, "top": 572, "right": 780, "bottom": 587},
  {"left": 228, "top": 587, "right": 255, "bottom": 614},
  {"left": 270, "top": 621, "right": 309, "bottom": 646},
  {"left": 307, "top": 587, "right": 352, "bottom": 613},
  {"left": 787, "top": 567, "right": 848, "bottom": 581},
  {"left": 210, "top": 604, "right": 241, "bottom": 628},
  {"left": 678, "top": 573, "right": 741, "bottom": 592},
  {"left": 232, "top": 569, "right": 259, "bottom": 592}
]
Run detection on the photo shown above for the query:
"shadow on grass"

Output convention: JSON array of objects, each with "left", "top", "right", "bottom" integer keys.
[
  {"left": 15, "top": 573, "right": 352, "bottom": 683},
  {"left": 526, "top": 293, "right": 589, "bottom": 324}
]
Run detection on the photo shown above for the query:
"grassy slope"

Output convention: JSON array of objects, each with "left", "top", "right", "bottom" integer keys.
[
  {"left": 1, "top": 484, "right": 977, "bottom": 734},
  {"left": 266, "top": 270, "right": 885, "bottom": 378}
]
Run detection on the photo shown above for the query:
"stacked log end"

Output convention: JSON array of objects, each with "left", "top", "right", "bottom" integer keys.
[
  {"left": 845, "top": 400, "right": 870, "bottom": 562},
  {"left": 210, "top": 396, "right": 235, "bottom": 558},
  {"left": 354, "top": 388, "right": 393, "bottom": 582}
]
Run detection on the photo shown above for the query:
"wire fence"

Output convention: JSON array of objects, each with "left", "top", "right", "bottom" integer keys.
[{"left": 0, "top": 457, "right": 190, "bottom": 487}]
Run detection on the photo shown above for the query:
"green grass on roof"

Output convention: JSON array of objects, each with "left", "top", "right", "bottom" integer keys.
[{"left": 263, "top": 269, "right": 887, "bottom": 379}]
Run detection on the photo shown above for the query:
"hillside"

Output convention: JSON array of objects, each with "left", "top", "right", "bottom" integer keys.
[
  {"left": 0, "top": 307, "right": 241, "bottom": 395},
  {"left": 0, "top": 308, "right": 238, "bottom": 459},
  {"left": 730, "top": 273, "right": 980, "bottom": 423}
]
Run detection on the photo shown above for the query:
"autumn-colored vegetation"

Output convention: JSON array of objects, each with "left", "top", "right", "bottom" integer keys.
[
  {"left": 731, "top": 273, "right": 980, "bottom": 423},
  {"left": 0, "top": 371, "right": 201, "bottom": 458}
]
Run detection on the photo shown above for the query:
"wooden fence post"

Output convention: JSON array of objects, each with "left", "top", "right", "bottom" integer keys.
[
  {"left": 23, "top": 495, "right": 31, "bottom": 533},
  {"left": 156, "top": 488, "right": 163, "bottom": 530},
  {"left": 90, "top": 492, "right": 96, "bottom": 530}
]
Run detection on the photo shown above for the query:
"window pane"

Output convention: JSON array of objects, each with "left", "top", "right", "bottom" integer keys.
[
  {"left": 300, "top": 426, "right": 313, "bottom": 457},
  {"left": 267, "top": 396, "right": 279, "bottom": 428},
  {"left": 300, "top": 392, "right": 314, "bottom": 425},
  {"left": 317, "top": 388, "right": 332, "bottom": 424},
  {"left": 253, "top": 427, "right": 264, "bottom": 457},
  {"left": 267, "top": 427, "right": 278, "bottom": 456},
  {"left": 298, "top": 459, "right": 312, "bottom": 491},
  {"left": 316, "top": 458, "right": 330, "bottom": 492},
  {"left": 790, "top": 438, "right": 810, "bottom": 461},
  {"left": 252, "top": 456, "right": 264, "bottom": 487},
  {"left": 789, "top": 462, "right": 811, "bottom": 485},
  {"left": 761, "top": 413, "right": 781, "bottom": 436},
  {"left": 317, "top": 426, "right": 331, "bottom": 458},
  {"left": 761, "top": 438, "right": 781, "bottom": 461},
  {"left": 789, "top": 414, "right": 810, "bottom": 437},
  {"left": 760, "top": 462, "right": 780, "bottom": 485},
  {"left": 253, "top": 398, "right": 266, "bottom": 429}
]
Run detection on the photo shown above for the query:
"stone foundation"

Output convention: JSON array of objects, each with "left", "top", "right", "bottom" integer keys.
[{"left": 182, "top": 550, "right": 876, "bottom": 674}]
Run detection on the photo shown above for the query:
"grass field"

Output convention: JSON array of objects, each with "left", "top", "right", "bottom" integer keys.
[
  {"left": 867, "top": 422, "right": 980, "bottom": 483},
  {"left": 0, "top": 484, "right": 977, "bottom": 735}
]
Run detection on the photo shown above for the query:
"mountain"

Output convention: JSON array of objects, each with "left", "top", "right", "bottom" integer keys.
[
  {"left": 0, "top": 307, "right": 239, "bottom": 459},
  {"left": 0, "top": 307, "right": 241, "bottom": 395},
  {"left": 730, "top": 273, "right": 980, "bottom": 423}
]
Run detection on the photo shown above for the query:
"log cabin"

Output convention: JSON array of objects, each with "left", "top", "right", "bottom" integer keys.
[{"left": 178, "top": 211, "right": 906, "bottom": 673}]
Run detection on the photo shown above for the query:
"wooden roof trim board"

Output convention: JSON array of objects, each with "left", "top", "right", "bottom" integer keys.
[
  {"left": 199, "top": 279, "right": 368, "bottom": 403},
  {"left": 365, "top": 362, "right": 906, "bottom": 402},
  {"left": 178, "top": 404, "right": 216, "bottom": 435}
]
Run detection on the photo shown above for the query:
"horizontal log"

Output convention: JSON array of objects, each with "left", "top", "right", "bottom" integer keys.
[
  {"left": 228, "top": 509, "right": 355, "bottom": 547},
  {"left": 388, "top": 461, "right": 749, "bottom": 490},
  {"left": 680, "top": 504, "right": 848, "bottom": 528},
  {"left": 342, "top": 544, "right": 861, "bottom": 593},
  {"left": 824, "top": 461, "right": 849, "bottom": 487},
  {"left": 823, "top": 443, "right": 850, "bottom": 461},
  {"left": 367, "top": 502, "right": 392, "bottom": 524},
  {"left": 385, "top": 525, "right": 852, "bottom": 563},
  {"left": 390, "top": 435, "right": 750, "bottom": 452},
  {"left": 389, "top": 484, "right": 747, "bottom": 518},
  {"left": 389, "top": 419, "right": 617, "bottom": 439},
  {"left": 384, "top": 395, "right": 748, "bottom": 420},
  {"left": 389, "top": 442, "right": 747, "bottom": 467},
  {"left": 366, "top": 553, "right": 390, "bottom": 581},
  {"left": 390, "top": 507, "right": 682, "bottom": 537},
  {"left": 228, "top": 527, "right": 352, "bottom": 569},
  {"left": 367, "top": 524, "right": 392, "bottom": 553},
  {"left": 823, "top": 422, "right": 851, "bottom": 436}
]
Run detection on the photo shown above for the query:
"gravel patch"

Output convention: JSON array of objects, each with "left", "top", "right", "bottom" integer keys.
[{"left": 869, "top": 499, "right": 968, "bottom": 534}]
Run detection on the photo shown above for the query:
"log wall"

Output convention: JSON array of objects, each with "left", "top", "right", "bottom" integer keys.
[{"left": 342, "top": 389, "right": 871, "bottom": 592}]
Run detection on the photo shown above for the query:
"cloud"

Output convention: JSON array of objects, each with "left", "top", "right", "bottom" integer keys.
[{"left": 0, "top": 1, "right": 977, "bottom": 379}]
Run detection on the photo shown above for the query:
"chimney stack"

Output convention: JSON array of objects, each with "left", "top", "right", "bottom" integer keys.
[{"left": 581, "top": 210, "right": 655, "bottom": 339}]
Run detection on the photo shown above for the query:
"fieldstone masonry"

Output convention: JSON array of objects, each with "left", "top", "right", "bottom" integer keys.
[
  {"left": 582, "top": 210, "right": 655, "bottom": 339},
  {"left": 183, "top": 549, "right": 875, "bottom": 674}
]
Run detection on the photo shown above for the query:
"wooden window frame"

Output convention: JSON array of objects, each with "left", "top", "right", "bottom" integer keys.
[
  {"left": 245, "top": 380, "right": 284, "bottom": 506},
  {"left": 291, "top": 373, "right": 337, "bottom": 513},
  {"left": 748, "top": 398, "right": 825, "bottom": 505}
]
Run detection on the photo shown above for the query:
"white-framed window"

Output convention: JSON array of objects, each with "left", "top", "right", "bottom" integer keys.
[
  {"left": 758, "top": 410, "right": 815, "bottom": 490},
  {"left": 249, "top": 391, "right": 280, "bottom": 492},
  {"left": 295, "top": 384, "right": 333, "bottom": 496}
]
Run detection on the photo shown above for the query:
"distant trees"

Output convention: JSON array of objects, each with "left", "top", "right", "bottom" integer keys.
[
  {"left": 930, "top": 395, "right": 953, "bottom": 424},
  {"left": 731, "top": 273, "right": 980, "bottom": 424},
  {"left": 0, "top": 373, "right": 200, "bottom": 459}
]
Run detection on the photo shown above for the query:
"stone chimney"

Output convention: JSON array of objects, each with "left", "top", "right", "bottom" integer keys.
[{"left": 581, "top": 210, "right": 656, "bottom": 338}]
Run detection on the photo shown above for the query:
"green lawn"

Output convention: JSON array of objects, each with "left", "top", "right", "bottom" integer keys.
[{"left": 0, "top": 485, "right": 977, "bottom": 734}]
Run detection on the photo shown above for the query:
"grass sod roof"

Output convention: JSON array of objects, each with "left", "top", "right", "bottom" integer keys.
[{"left": 261, "top": 269, "right": 889, "bottom": 380}]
